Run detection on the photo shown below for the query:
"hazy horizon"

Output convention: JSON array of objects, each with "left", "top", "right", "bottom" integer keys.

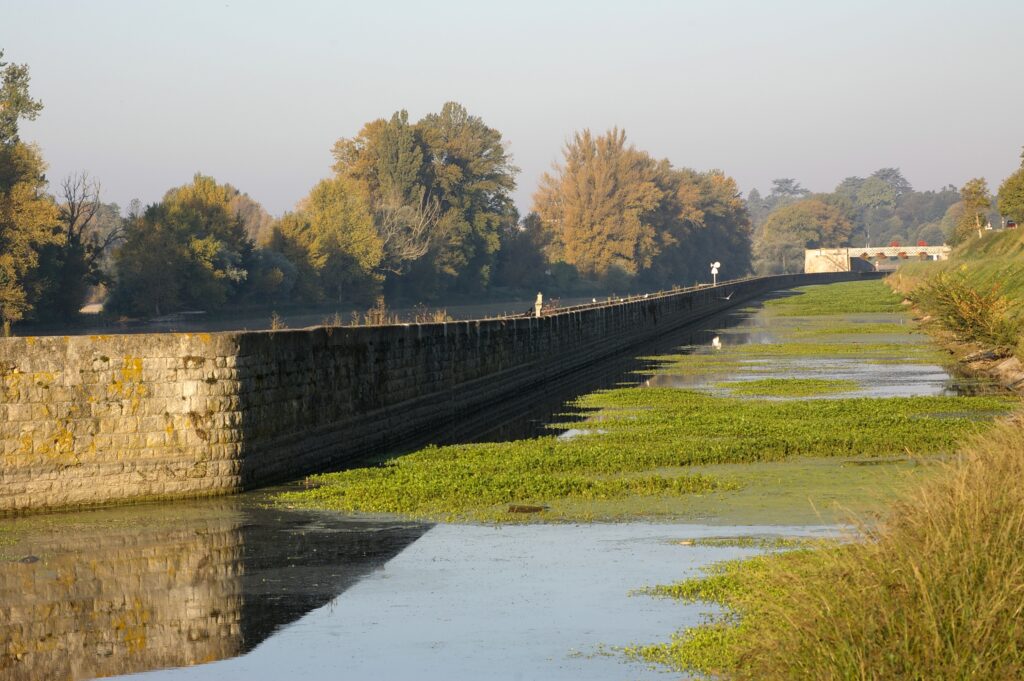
[{"left": 4, "top": 0, "right": 1022, "bottom": 216}]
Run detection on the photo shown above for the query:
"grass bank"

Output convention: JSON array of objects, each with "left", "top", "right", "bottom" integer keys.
[
  {"left": 891, "top": 228, "right": 1024, "bottom": 357},
  {"left": 627, "top": 417, "right": 1024, "bottom": 679}
]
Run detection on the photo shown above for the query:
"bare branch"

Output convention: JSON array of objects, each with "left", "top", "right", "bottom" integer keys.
[
  {"left": 59, "top": 171, "right": 101, "bottom": 242},
  {"left": 375, "top": 186, "right": 442, "bottom": 274}
]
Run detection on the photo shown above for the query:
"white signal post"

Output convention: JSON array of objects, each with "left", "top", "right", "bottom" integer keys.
[{"left": 710, "top": 261, "right": 720, "bottom": 286}]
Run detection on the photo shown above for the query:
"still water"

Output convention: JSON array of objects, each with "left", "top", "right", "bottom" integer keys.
[{"left": 0, "top": 294, "right": 970, "bottom": 680}]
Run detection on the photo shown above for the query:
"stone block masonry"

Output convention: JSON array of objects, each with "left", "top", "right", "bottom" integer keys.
[{"left": 0, "top": 272, "right": 868, "bottom": 512}]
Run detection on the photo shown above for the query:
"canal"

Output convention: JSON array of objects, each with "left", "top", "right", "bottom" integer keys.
[{"left": 0, "top": 286, "right": 989, "bottom": 680}]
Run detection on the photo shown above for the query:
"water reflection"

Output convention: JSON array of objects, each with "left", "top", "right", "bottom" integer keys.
[{"left": 0, "top": 498, "right": 428, "bottom": 681}]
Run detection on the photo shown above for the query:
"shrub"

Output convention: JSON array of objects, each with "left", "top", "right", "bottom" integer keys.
[{"left": 912, "top": 268, "right": 1022, "bottom": 351}]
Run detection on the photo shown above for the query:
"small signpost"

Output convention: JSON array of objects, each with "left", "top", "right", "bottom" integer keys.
[{"left": 710, "top": 261, "right": 720, "bottom": 286}]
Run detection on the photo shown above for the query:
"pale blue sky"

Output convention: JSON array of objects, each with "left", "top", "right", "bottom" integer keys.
[{"left": 3, "top": 0, "right": 1022, "bottom": 216}]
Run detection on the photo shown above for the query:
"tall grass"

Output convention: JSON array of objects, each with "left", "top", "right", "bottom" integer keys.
[
  {"left": 894, "top": 228, "right": 1024, "bottom": 327},
  {"left": 633, "top": 417, "right": 1024, "bottom": 679},
  {"left": 910, "top": 268, "right": 1022, "bottom": 352}
]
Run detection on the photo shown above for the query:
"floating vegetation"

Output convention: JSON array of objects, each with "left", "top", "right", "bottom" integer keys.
[
  {"left": 279, "top": 279, "right": 1015, "bottom": 525},
  {"left": 645, "top": 342, "right": 944, "bottom": 378},
  {"left": 783, "top": 322, "right": 912, "bottom": 338},
  {"left": 713, "top": 378, "right": 859, "bottom": 397},
  {"left": 670, "top": 535, "right": 836, "bottom": 550},
  {"left": 764, "top": 279, "right": 906, "bottom": 316},
  {"left": 281, "top": 389, "right": 1016, "bottom": 522}
]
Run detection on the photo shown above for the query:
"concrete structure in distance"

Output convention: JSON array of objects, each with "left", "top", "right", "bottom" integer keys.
[{"left": 805, "top": 246, "right": 952, "bottom": 273}]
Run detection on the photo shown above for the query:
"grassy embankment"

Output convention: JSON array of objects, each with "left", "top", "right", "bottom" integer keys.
[
  {"left": 626, "top": 244, "right": 1024, "bottom": 679},
  {"left": 280, "top": 279, "right": 1015, "bottom": 524},
  {"left": 892, "top": 228, "right": 1024, "bottom": 357}
]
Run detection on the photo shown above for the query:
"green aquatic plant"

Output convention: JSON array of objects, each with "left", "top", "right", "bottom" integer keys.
[
  {"left": 764, "top": 279, "right": 905, "bottom": 316},
  {"left": 783, "top": 321, "right": 912, "bottom": 338},
  {"left": 714, "top": 378, "right": 859, "bottom": 397},
  {"left": 281, "top": 389, "right": 1016, "bottom": 521},
  {"left": 280, "top": 277, "right": 1012, "bottom": 524}
]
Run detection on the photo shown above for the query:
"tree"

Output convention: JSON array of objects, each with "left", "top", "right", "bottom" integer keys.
[
  {"left": 333, "top": 111, "right": 440, "bottom": 279},
  {"left": 753, "top": 198, "right": 853, "bottom": 274},
  {"left": 856, "top": 176, "right": 897, "bottom": 211},
  {"left": 110, "top": 174, "right": 256, "bottom": 315},
  {"left": 225, "top": 185, "right": 275, "bottom": 245},
  {"left": 834, "top": 176, "right": 866, "bottom": 200},
  {"left": 871, "top": 167, "right": 913, "bottom": 198},
  {"left": 268, "top": 175, "right": 382, "bottom": 303},
  {"left": 769, "top": 178, "right": 810, "bottom": 199},
  {"left": 30, "top": 173, "right": 126, "bottom": 320},
  {"left": 646, "top": 168, "right": 752, "bottom": 285},
  {"left": 492, "top": 212, "right": 549, "bottom": 291},
  {"left": 997, "top": 149, "right": 1024, "bottom": 223},
  {"left": 953, "top": 178, "right": 991, "bottom": 244},
  {"left": 415, "top": 102, "right": 518, "bottom": 292},
  {"left": 746, "top": 188, "right": 769, "bottom": 234},
  {"left": 0, "top": 51, "right": 60, "bottom": 333},
  {"left": 332, "top": 105, "right": 516, "bottom": 295},
  {"left": 533, "top": 128, "right": 663, "bottom": 279},
  {"left": 0, "top": 51, "right": 42, "bottom": 147}
]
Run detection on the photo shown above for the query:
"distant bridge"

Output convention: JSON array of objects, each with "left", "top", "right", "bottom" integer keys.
[{"left": 805, "top": 246, "right": 951, "bottom": 273}]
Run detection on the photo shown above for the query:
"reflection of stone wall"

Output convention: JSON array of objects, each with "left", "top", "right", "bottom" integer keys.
[
  {"left": 0, "top": 272, "right": 870, "bottom": 512},
  {"left": 0, "top": 506, "right": 244, "bottom": 680}
]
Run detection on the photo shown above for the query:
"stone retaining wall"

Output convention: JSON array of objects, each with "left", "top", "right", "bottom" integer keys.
[{"left": 0, "top": 273, "right": 867, "bottom": 512}]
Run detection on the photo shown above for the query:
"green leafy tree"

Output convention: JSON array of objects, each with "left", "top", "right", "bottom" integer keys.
[
  {"left": 492, "top": 211, "right": 549, "bottom": 291},
  {"left": 331, "top": 104, "right": 516, "bottom": 297},
  {"left": 0, "top": 51, "right": 60, "bottom": 333},
  {"left": 953, "top": 178, "right": 991, "bottom": 244},
  {"left": 769, "top": 178, "right": 810, "bottom": 200},
  {"left": 110, "top": 174, "right": 255, "bottom": 315},
  {"left": 333, "top": 111, "right": 440, "bottom": 279},
  {"left": 415, "top": 102, "right": 518, "bottom": 293},
  {"left": 746, "top": 188, "right": 769, "bottom": 235},
  {"left": 871, "top": 167, "right": 913, "bottom": 198},
  {"left": 754, "top": 198, "right": 853, "bottom": 274},
  {"left": 268, "top": 175, "right": 382, "bottom": 303},
  {"left": 997, "top": 149, "right": 1024, "bottom": 223}
]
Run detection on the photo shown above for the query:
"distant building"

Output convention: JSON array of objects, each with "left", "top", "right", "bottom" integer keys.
[{"left": 804, "top": 246, "right": 951, "bottom": 273}]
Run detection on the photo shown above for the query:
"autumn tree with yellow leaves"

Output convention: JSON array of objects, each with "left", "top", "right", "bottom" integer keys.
[
  {"left": 0, "top": 51, "right": 61, "bottom": 334},
  {"left": 533, "top": 128, "right": 751, "bottom": 286}
]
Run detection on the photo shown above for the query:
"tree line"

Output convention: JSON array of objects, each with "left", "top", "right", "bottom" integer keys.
[
  {"left": 750, "top": 161, "right": 1024, "bottom": 274},
  {"left": 3, "top": 49, "right": 1023, "bottom": 331},
  {"left": 0, "top": 53, "right": 754, "bottom": 331}
]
